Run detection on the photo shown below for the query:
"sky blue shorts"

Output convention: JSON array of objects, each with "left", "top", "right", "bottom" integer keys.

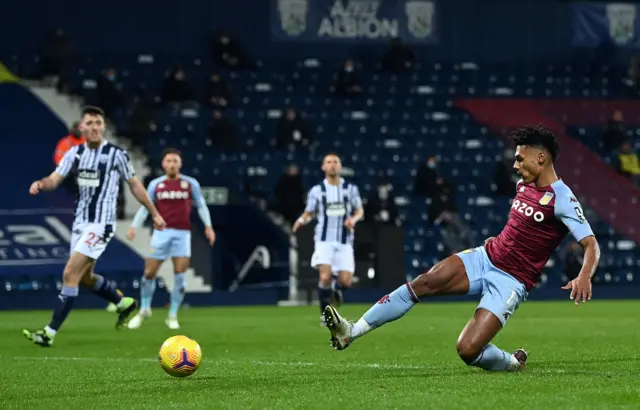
[
  {"left": 456, "top": 246, "right": 528, "bottom": 326},
  {"left": 149, "top": 228, "right": 191, "bottom": 260}
]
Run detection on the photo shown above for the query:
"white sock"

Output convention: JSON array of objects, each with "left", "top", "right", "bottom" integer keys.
[
  {"left": 44, "top": 326, "right": 57, "bottom": 337},
  {"left": 350, "top": 318, "right": 373, "bottom": 340},
  {"left": 504, "top": 354, "right": 521, "bottom": 372}
]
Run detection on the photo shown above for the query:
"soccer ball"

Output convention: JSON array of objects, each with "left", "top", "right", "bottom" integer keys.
[{"left": 158, "top": 335, "right": 202, "bottom": 377}]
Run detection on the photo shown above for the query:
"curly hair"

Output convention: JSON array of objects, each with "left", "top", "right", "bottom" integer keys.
[{"left": 509, "top": 125, "right": 560, "bottom": 163}]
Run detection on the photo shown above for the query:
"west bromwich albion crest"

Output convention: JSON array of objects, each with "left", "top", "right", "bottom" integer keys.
[
  {"left": 278, "top": 0, "right": 308, "bottom": 37},
  {"left": 607, "top": 3, "right": 636, "bottom": 45},
  {"left": 405, "top": 0, "right": 435, "bottom": 39},
  {"left": 539, "top": 192, "right": 554, "bottom": 206}
]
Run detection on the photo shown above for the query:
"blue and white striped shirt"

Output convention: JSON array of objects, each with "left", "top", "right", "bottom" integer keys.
[
  {"left": 55, "top": 141, "right": 135, "bottom": 225},
  {"left": 305, "top": 178, "right": 362, "bottom": 244}
]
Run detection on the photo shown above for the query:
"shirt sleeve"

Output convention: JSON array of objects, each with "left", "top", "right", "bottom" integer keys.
[
  {"left": 351, "top": 184, "right": 363, "bottom": 209},
  {"left": 304, "top": 186, "right": 319, "bottom": 213},
  {"left": 115, "top": 150, "right": 136, "bottom": 181},
  {"left": 554, "top": 188, "right": 594, "bottom": 242},
  {"left": 187, "top": 177, "right": 203, "bottom": 204},
  {"left": 54, "top": 146, "right": 78, "bottom": 178}
]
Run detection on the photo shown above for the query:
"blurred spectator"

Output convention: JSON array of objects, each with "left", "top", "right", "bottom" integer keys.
[
  {"left": 601, "top": 110, "right": 626, "bottom": 152},
  {"left": 37, "top": 29, "right": 73, "bottom": 79},
  {"left": 97, "top": 68, "right": 126, "bottom": 118},
  {"left": 54, "top": 122, "right": 85, "bottom": 196},
  {"left": 273, "top": 165, "right": 305, "bottom": 226},
  {"left": 428, "top": 179, "right": 473, "bottom": 255},
  {"left": 364, "top": 181, "right": 398, "bottom": 226},
  {"left": 276, "top": 108, "right": 312, "bottom": 150},
  {"left": 616, "top": 141, "right": 640, "bottom": 184},
  {"left": 335, "top": 59, "right": 363, "bottom": 96},
  {"left": 381, "top": 38, "right": 415, "bottom": 72},
  {"left": 208, "top": 109, "right": 238, "bottom": 152},
  {"left": 413, "top": 156, "right": 439, "bottom": 197},
  {"left": 562, "top": 242, "right": 583, "bottom": 282},
  {"left": 212, "top": 31, "right": 251, "bottom": 70},
  {"left": 204, "top": 73, "right": 232, "bottom": 108},
  {"left": 493, "top": 148, "right": 519, "bottom": 196},
  {"left": 125, "top": 95, "right": 156, "bottom": 148},
  {"left": 162, "top": 68, "right": 193, "bottom": 104}
]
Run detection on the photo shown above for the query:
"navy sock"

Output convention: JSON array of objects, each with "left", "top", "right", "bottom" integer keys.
[
  {"left": 318, "top": 283, "right": 332, "bottom": 314},
  {"left": 48, "top": 286, "right": 79, "bottom": 331},
  {"left": 92, "top": 274, "right": 122, "bottom": 305}
]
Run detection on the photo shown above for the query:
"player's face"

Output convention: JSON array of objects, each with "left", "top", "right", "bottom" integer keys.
[
  {"left": 322, "top": 155, "right": 342, "bottom": 177},
  {"left": 80, "top": 114, "right": 105, "bottom": 144},
  {"left": 162, "top": 154, "right": 182, "bottom": 177},
  {"left": 513, "top": 145, "right": 544, "bottom": 184}
]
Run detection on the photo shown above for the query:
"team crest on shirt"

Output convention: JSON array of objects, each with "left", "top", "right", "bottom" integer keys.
[
  {"left": 519, "top": 186, "right": 525, "bottom": 192},
  {"left": 158, "top": 183, "right": 165, "bottom": 189},
  {"left": 539, "top": 192, "right": 554, "bottom": 206},
  {"left": 99, "top": 154, "right": 109, "bottom": 163},
  {"left": 180, "top": 181, "right": 189, "bottom": 189}
]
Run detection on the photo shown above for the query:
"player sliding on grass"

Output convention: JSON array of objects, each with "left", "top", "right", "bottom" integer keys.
[{"left": 323, "top": 125, "right": 600, "bottom": 371}]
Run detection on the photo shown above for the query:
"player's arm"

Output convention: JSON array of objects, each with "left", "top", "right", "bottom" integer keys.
[
  {"left": 556, "top": 194, "right": 600, "bottom": 304},
  {"left": 30, "top": 147, "right": 77, "bottom": 195},
  {"left": 116, "top": 150, "right": 166, "bottom": 230},
  {"left": 345, "top": 185, "right": 364, "bottom": 229},
  {"left": 127, "top": 180, "right": 157, "bottom": 240},
  {"left": 189, "top": 178, "right": 216, "bottom": 246},
  {"left": 293, "top": 187, "right": 318, "bottom": 233}
]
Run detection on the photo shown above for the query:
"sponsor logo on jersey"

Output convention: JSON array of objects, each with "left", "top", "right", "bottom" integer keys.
[
  {"left": 157, "top": 190, "right": 190, "bottom": 200},
  {"left": 77, "top": 169, "right": 100, "bottom": 187},
  {"left": 511, "top": 199, "right": 545, "bottom": 222}
]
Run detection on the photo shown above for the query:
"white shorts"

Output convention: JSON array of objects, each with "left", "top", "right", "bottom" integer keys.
[
  {"left": 70, "top": 222, "right": 115, "bottom": 260},
  {"left": 311, "top": 241, "right": 354, "bottom": 273}
]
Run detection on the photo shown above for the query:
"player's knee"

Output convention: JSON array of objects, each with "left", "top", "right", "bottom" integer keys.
[
  {"left": 338, "top": 275, "right": 352, "bottom": 288},
  {"left": 318, "top": 267, "right": 332, "bottom": 285},
  {"left": 144, "top": 270, "right": 157, "bottom": 280},
  {"left": 456, "top": 338, "right": 482, "bottom": 365}
]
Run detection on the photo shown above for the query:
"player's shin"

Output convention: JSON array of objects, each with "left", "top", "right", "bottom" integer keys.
[
  {"left": 467, "top": 344, "right": 520, "bottom": 371},
  {"left": 318, "top": 282, "right": 332, "bottom": 314},
  {"left": 140, "top": 276, "right": 157, "bottom": 311},
  {"left": 45, "top": 286, "right": 79, "bottom": 336},
  {"left": 92, "top": 274, "right": 124, "bottom": 305},
  {"left": 351, "top": 282, "right": 420, "bottom": 340},
  {"left": 169, "top": 273, "right": 186, "bottom": 318}
]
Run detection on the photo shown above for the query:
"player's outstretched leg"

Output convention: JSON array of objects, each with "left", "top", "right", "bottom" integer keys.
[
  {"left": 323, "top": 256, "right": 469, "bottom": 350},
  {"left": 23, "top": 253, "right": 91, "bottom": 347},
  {"left": 128, "top": 259, "right": 162, "bottom": 329},
  {"left": 81, "top": 271, "right": 136, "bottom": 328},
  {"left": 166, "top": 256, "right": 189, "bottom": 330},
  {"left": 456, "top": 309, "right": 527, "bottom": 372}
]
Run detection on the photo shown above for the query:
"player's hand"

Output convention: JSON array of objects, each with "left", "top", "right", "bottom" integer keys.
[
  {"left": 344, "top": 218, "right": 357, "bottom": 230},
  {"left": 29, "top": 180, "right": 43, "bottom": 195},
  {"left": 484, "top": 236, "right": 496, "bottom": 246},
  {"left": 292, "top": 219, "right": 305, "bottom": 233},
  {"left": 152, "top": 214, "right": 166, "bottom": 231},
  {"left": 561, "top": 274, "right": 592, "bottom": 305},
  {"left": 204, "top": 226, "right": 216, "bottom": 246},
  {"left": 126, "top": 227, "right": 136, "bottom": 241}
]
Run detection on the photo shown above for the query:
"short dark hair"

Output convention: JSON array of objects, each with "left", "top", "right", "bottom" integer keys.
[
  {"left": 509, "top": 125, "right": 560, "bottom": 163},
  {"left": 323, "top": 152, "right": 341, "bottom": 161},
  {"left": 81, "top": 105, "right": 105, "bottom": 118},
  {"left": 162, "top": 148, "right": 182, "bottom": 160}
]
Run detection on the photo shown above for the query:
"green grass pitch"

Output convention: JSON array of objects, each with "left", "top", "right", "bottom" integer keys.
[{"left": 0, "top": 301, "right": 638, "bottom": 409}]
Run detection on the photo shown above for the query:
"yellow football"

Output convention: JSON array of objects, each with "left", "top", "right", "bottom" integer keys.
[{"left": 158, "top": 335, "right": 202, "bottom": 377}]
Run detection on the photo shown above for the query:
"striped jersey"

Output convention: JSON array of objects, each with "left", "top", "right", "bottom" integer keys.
[
  {"left": 55, "top": 141, "right": 135, "bottom": 225},
  {"left": 305, "top": 178, "right": 362, "bottom": 244}
]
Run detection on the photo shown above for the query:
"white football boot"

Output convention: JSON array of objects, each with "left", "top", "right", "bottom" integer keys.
[
  {"left": 323, "top": 305, "right": 353, "bottom": 350},
  {"left": 165, "top": 316, "right": 180, "bottom": 330},
  {"left": 127, "top": 309, "right": 151, "bottom": 329}
]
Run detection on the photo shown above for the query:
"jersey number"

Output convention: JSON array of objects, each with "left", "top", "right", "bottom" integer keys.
[
  {"left": 574, "top": 207, "right": 585, "bottom": 223},
  {"left": 84, "top": 232, "right": 104, "bottom": 247}
]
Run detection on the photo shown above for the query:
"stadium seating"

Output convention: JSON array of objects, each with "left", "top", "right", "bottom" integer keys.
[{"left": 15, "top": 54, "right": 638, "bottom": 286}]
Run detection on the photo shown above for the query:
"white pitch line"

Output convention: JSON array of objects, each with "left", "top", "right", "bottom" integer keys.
[{"left": 9, "top": 355, "right": 426, "bottom": 370}]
